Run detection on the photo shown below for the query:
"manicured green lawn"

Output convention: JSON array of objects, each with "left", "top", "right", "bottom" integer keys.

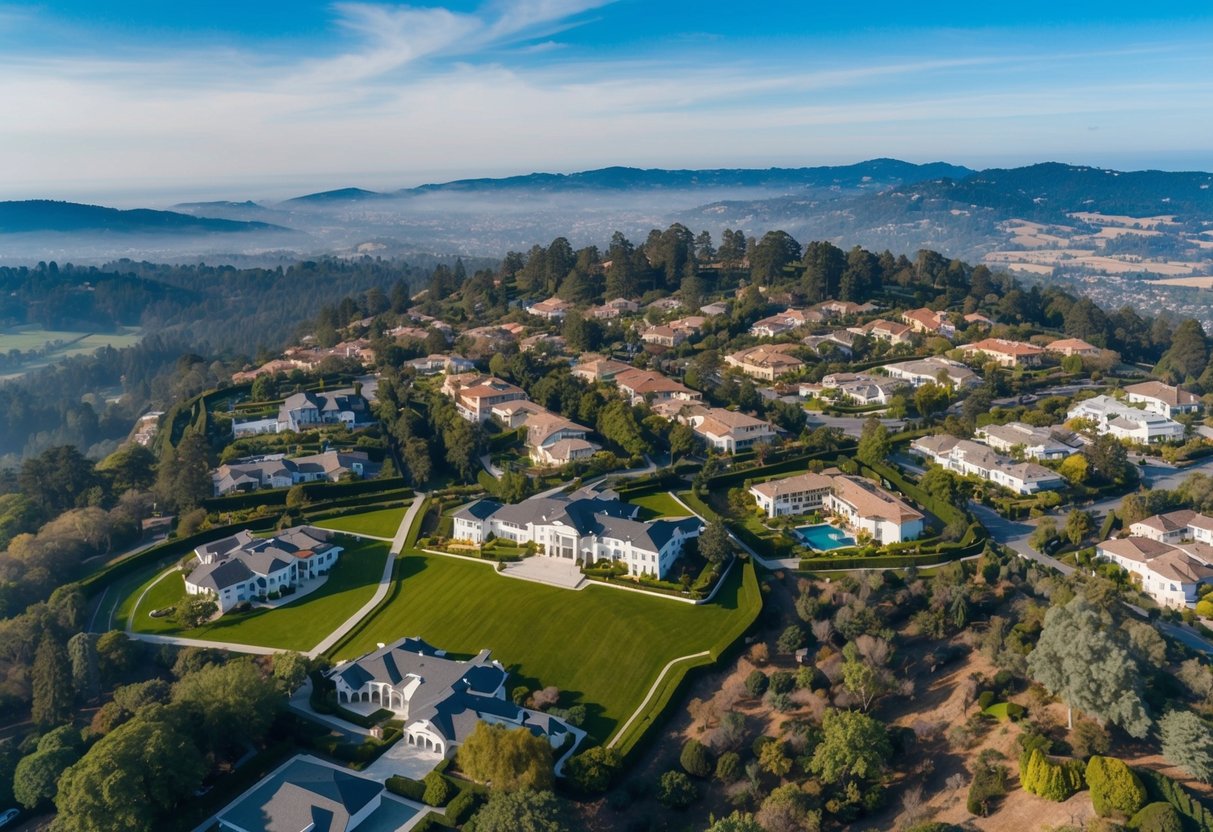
[
  {"left": 628, "top": 491, "right": 693, "bottom": 521},
  {"left": 314, "top": 506, "right": 407, "bottom": 538},
  {"left": 125, "top": 570, "right": 189, "bottom": 634},
  {"left": 128, "top": 538, "right": 390, "bottom": 651},
  {"left": 331, "top": 551, "right": 760, "bottom": 744}
]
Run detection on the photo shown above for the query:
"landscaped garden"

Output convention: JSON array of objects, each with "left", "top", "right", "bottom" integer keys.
[
  {"left": 313, "top": 505, "right": 408, "bottom": 538},
  {"left": 124, "top": 537, "right": 391, "bottom": 651},
  {"left": 329, "top": 549, "right": 762, "bottom": 746}
]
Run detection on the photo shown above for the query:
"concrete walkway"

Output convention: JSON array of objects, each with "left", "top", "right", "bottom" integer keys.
[
  {"left": 307, "top": 493, "right": 427, "bottom": 659},
  {"left": 607, "top": 649, "right": 710, "bottom": 749}
]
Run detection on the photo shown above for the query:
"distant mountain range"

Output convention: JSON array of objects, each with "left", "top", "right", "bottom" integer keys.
[{"left": 0, "top": 200, "right": 289, "bottom": 234}]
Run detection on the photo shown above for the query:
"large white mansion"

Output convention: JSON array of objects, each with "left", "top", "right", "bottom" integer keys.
[
  {"left": 452, "top": 489, "right": 701, "bottom": 579},
  {"left": 328, "top": 637, "right": 578, "bottom": 758}
]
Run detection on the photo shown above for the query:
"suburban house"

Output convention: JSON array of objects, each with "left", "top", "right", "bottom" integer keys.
[
  {"left": 184, "top": 526, "right": 343, "bottom": 613},
  {"left": 520, "top": 333, "right": 567, "bottom": 353},
  {"left": 1096, "top": 537, "right": 1213, "bottom": 608},
  {"left": 817, "top": 372, "right": 908, "bottom": 405},
  {"left": 212, "top": 450, "right": 381, "bottom": 496},
  {"left": 750, "top": 308, "right": 815, "bottom": 337},
  {"left": 589, "top": 297, "right": 640, "bottom": 319},
  {"left": 1125, "top": 381, "right": 1203, "bottom": 419},
  {"left": 490, "top": 399, "right": 549, "bottom": 429},
  {"left": 442, "top": 374, "right": 529, "bottom": 423},
  {"left": 880, "top": 356, "right": 977, "bottom": 389},
  {"left": 647, "top": 297, "right": 683, "bottom": 312},
  {"left": 912, "top": 435, "right": 1065, "bottom": 495},
  {"left": 1067, "top": 395, "right": 1185, "bottom": 443},
  {"left": 613, "top": 368, "right": 702, "bottom": 406},
  {"left": 960, "top": 338, "right": 1045, "bottom": 368},
  {"left": 1046, "top": 338, "right": 1102, "bottom": 358},
  {"left": 279, "top": 390, "right": 374, "bottom": 434},
  {"left": 668, "top": 404, "right": 778, "bottom": 453},
  {"left": 234, "top": 389, "right": 374, "bottom": 437},
  {"left": 747, "top": 470, "right": 923, "bottom": 543},
  {"left": 902, "top": 307, "right": 956, "bottom": 337},
  {"left": 523, "top": 411, "right": 600, "bottom": 465},
  {"left": 452, "top": 490, "right": 701, "bottom": 579},
  {"left": 725, "top": 344, "right": 805, "bottom": 380},
  {"left": 700, "top": 301, "right": 729, "bottom": 316},
  {"left": 527, "top": 297, "right": 573, "bottom": 320},
  {"left": 847, "top": 319, "right": 913, "bottom": 345},
  {"left": 570, "top": 355, "right": 632, "bottom": 383},
  {"left": 406, "top": 353, "right": 477, "bottom": 375},
  {"left": 815, "top": 300, "right": 877, "bottom": 318},
  {"left": 642, "top": 325, "right": 688, "bottom": 348},
  {"left": 1129, "top": 509, "right": 1213, "bottom": 545},
  {"left": 974, "top": 422, "right": 1082, "bottom": 460},
  {"left": 803, "top": 331, "right": 855, "bottom": 358},
  {"left": 231, "top": 358, "right": 311, "bottom": 383},
  {"left": 749, "top": 471, "right": 836, "bottom": 517},
  {"left": 964, "top": 312, "right": 994, "bottom": 328},
  {"left": 328, "top": 637, "right": 577, "bottom": 759},
  {"left": 217, "top": 758, "right": 388, "bottom": 832}
]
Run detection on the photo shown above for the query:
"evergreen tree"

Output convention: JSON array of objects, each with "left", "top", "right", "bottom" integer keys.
[
  {"left": 1156, "top": 319, "right": 1208, "bottom": 382},
  {"left": 67, "top": 632, "right": 100, "bottom": 704},
  {"left": 32, "top": 633, "right": 73, "bottom": 728}
]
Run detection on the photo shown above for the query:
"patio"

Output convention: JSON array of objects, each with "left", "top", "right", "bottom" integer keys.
[{"left": 500, "top": 556, "right": 586, "bottom": 589}]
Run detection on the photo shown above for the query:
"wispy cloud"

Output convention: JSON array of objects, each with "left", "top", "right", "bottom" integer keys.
[{"left": 0, "top": 2, "right": 1209, "bottom": 198}]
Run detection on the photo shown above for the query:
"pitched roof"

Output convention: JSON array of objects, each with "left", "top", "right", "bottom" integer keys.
[
  {"left": 962, "top": 338, "right": 1044, "bottom": 357},
  {"left": 1132, "top": 509, "right": 1199, "bottom": 533},
  {"left": 831, "top": 475, "right": 923, "bottom": 524},
  {"left": 749, "top": 472, "right": 836, "bottom": 500},
  {"left": 1125, "top": 380, "right": 1201, "bottom": 407},
  {"left": 218, "top": 759, "right": 382, "bottom": 832},
  {"left": 1046, "top": 338, "right": 1099, "bottom": 353}
]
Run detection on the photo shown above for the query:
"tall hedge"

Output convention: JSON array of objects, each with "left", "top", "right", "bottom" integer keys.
[
  {"left": 1087, "top": 756, "right": 1147, "bottom": 818},
  {"left": 1128, "top": 802, "right": 1185, "bottom": 832},
  {"left": 1020, "top": 748, "right": 1085, "bottom": 802}
]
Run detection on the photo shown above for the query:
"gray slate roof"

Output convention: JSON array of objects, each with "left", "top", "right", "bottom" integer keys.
[{"left": 218, "top": 758, "right": 381, "bottom": 832}]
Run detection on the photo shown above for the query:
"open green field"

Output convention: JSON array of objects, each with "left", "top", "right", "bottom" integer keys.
[
  {"left": 628, "top": 491, "right": 693, "bottom": 521},
  {"left": 331, "top": 550, "right": 760, "bottom": 744},
  {"left": 122, "top": 569, "right": 188, "bottom": 634},
  {"left": 313, "top": 506, "right": 408, "bottom": 539},
  {"left": 127, "top": 538, "right": 390, "bottom": 651}
]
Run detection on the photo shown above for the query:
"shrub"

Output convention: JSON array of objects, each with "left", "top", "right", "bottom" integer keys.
[
  {"left": 977, "top": 690, "right": 996, "bottom": 710},
  {"left": 657, "top": 770, "right": 699, "bottom": 809},
  {"left": 1020, "top": 748, "right": 1085, "bottom": 802},
  {"left": 967, "top": 761, "right": 1008, "bottom": 816},
  {"left": 744, "top": 670, "right": 768, "bottom": 698},
  {"left": 715, "top": 751, "right": 742, "bottom": 783},
  {"left": 1127, "top": 802, "right": 1184, "bottom": 832},
  {"left": 385, "top": 775, "right": 425, "bottom": 802},
  {"left": 565, "top": 746, "right": 621, "bottom": 793},
  {"left": 1087, "top": 756, "right": 1147, "bottom": 819},
  {"left": 1197, "top": 599, "right": 1213, "bottom": 619},
  {"left": 421, "top": 771, "right": 455, "bottom": 807},
  {"left": 680, "top": 739, "right": 714, "bottom": 779},
  {"left": 444, "top": 790, "right": 478, "bottom": 826},
  {"left": 769, "top": 670, "right": 795, "bottom": 695}
]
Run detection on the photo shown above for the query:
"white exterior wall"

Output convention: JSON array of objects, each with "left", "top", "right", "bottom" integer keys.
[
  {"left": 749, "top": 486, "right": 831, "bottom": 518},
  {"left": 1099, "top": 550, "right": 1196, "bottom": 608},
  {"left": 825, "top": 494, "right": 921, "bottom": 544}
]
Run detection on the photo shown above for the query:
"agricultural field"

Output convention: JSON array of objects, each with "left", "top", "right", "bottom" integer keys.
[
  {"left": 0, "top": 327, "right": 143, "bottom": 378},
  {"left": 330, "top": 550, "right": 761, "bottom": 745},
  {"left": 125, "top": 537, "right": 390, "bottom": 651}
]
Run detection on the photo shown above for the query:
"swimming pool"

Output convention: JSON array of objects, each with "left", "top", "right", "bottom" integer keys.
[{"left": 794, "top": 523, "right": 856, "bottom": 551}]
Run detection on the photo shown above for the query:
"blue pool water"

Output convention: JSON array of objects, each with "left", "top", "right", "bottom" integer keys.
[{"left": 794, "top": 523, "right": 856, "bottom": 551}]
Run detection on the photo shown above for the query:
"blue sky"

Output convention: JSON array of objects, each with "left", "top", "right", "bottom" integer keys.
[{"left": 2, "top": 1, "right": 1212, "bottom": 203}]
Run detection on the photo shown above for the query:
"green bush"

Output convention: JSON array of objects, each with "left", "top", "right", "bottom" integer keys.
[
  {"left": 1128, "top": 802, "right": 1184, "bottom": 832},
  {"left": 967, "top": 762, "right": 1008, "bottom": 816},
  {"left": 744, "top": 670, "right": 768, "bottom": 698},
  {"left": 977, "top": 690, "right": 996, "bottom": 710},
  {"left": 1020, "top": 748, "right": 1085, "bottom": 802},
  {"left": 1134, "top": 767, "right": 1213, "bottom": 832},
  {"left": 715, "top": 751, "right": 742, "bottom": 782},
  {"left": 422, "top": 771, "right": 456, "bottom": 807},
  {"left": 657, "top": 770, "right": 699, "bottom": 809},
  {"left": 1197, "top": 599, "right": 1213, "bottom": 619},
  {"left": 385, "top": 775, "right": 426, "bottom": 802},
  {"left": 679, "top": 739, "right": 714, "bottom": 779},
  {"left": 565, "top": 746, "right": 621, "bottom": 793},
  {"left": 1087, "top": 756, "right": 1147, "bottom": 818},
  {"left": 445, "top": 789, "right": 479, "bottom": 825}
]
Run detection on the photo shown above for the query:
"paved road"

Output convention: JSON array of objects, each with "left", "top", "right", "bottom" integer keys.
[{"left": 804, "top": 412, "right": 906, "bottom": 438}]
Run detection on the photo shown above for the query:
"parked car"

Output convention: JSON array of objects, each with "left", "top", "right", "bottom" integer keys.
[{"left": 0, "top": 808, "right": 20, "bottom": 827}]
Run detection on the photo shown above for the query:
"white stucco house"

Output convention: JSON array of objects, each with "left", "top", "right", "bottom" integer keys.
[
  {"left": 451, "top": 489, "right": 701, "bottom": 579},
  {"left": 1097, "top": 537, "right": 1213, "bottom": 608},
  {"left": 747, "top": 470, "right": 924, "bottom": 544},
  {"left": 328, "top": 637, "right": 579, "bottom": 759},
  {"left": 1124, "top": 381, "right": 1203, "bottom": 419},
  {"left": 1067, "top": 395, "right": 1185, "bottom": 444},
  {"left": 184, "top": 526, "right": 343, "bottom": 613},
  {"left": 974, "top": 422, "right": 1082, "bottom": 461},
  {"left": 1129, "top": 509, "right": 1213, "bottom": 545},
  {"left": 911, "top": 434, "right": 1065, "bottom": 495},
  {"left": 749, "top": 472, "right": 836, "bottom": 517}
]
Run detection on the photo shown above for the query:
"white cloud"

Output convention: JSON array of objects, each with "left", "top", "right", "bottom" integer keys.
[{"left": 0, "top": 3, "right": 1209, "bottom": 200}]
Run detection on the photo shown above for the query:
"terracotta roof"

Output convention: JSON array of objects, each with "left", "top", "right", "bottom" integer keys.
[
  {"left": 750, "top": 472, "right": 836, "bottom": 500},
  {"left": 831, "top": 475, "right": 923, "bottom": 523},
  {"left": 1046, "top": 338, "right": 1099, "bottom": 353},
  {"left": 962, "top": 338, "right": 1045, "bottom": 357}
]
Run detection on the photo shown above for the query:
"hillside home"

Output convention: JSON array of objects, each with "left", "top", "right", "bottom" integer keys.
[
  {"left": 749, "top": 472, "right": 836, "bottom": 517},
  {"left": 826, "top": 475, "right": 924, "bottom": 544},
  {"left": 443, "top": 374, "right": 529, "bottom": 423},
  {"left": 641, "top": 325, "right": 687, "bottom": 347},
  {"left": 700, "top": 302, "right": 729, "bottom": 316},
  {"left": 819, "top": 372, "right": 908, "bottom": 406},
  {"left": 847, "top": 319, "right": 913, "bottom": 345},
  {"left": 570, "top": 355, "right": 632, "bottom": 383},
  {"left": 672, "top": 405, "right": 778, "bottom": 453},
  {"left": 212, "top": 450, "right": 380, "bottom": 496},
  {"left": 589, "top": 298, "right": 640, "bottom": 319},
  {"left": 902, "top": 308, "right": 956, "bottom": 337},
  {"left": 1097, "top": 537, "right": 1213, "bottom": 608},
  {"left": 803, "top": 331, "right": 855, "bottom": 358},
  {"left": 750, "top": 308, "right": 815, "bottom": 337},
  {"left": 880, "top": 356, "right": 977, "bottom": 389},
  {"left": 974, "top": 422, "right": 1082, "bottom": 460},
  {"left": 257, "top": 389, "right": 374, "bottom": 435},
  {"left": 1046, "top": 338, "right": 1101, "bottom": 358},
  {"left": 815, "top": 300, "right": 877, "bottom": 318},
  {"left": 523, "top": 411, "right": 600, "bottom": 465},
  {"left": 1125, "top": 381, "right": 1203, "bottom": 419},
  {"left": 960, "top": 338, "right": 1045, "bottom": 368},
  {"left": 725, "top": 344, "right": 805, "bottom": 380},
  {"left": 527, "top": 297, "right": 573, "bottom": 320},
  {"left": 329, "top": 638, "right": 576, "bottom": 759},
  {"left": 911, "top": 435, "right": 1065, "bottom": 495},
  {"left": 185, "top": 526, "right": 342, "bottom": 613},
  {"left": 1129, "top": 509, "right": 1213, "bottom": 545},
  {"left": 452, "top": 491, "right": 701, "bottom": 579},
  {"left": 613, "top": 368, "right": 702, "bottom": 406},
  {"left": 406, "top": 353, "right": 476, "bottom": 375},
  {"left": 1067, "top": 395, "right": 1185, "bottom": 443}
]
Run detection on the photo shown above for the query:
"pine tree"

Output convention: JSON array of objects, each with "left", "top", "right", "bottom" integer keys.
[
  {"left": 67, "top": 633, "right": 100, "bottom": 704},
  {"left": 32, "top": 634, "right": 73, "bottom": 728}
]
